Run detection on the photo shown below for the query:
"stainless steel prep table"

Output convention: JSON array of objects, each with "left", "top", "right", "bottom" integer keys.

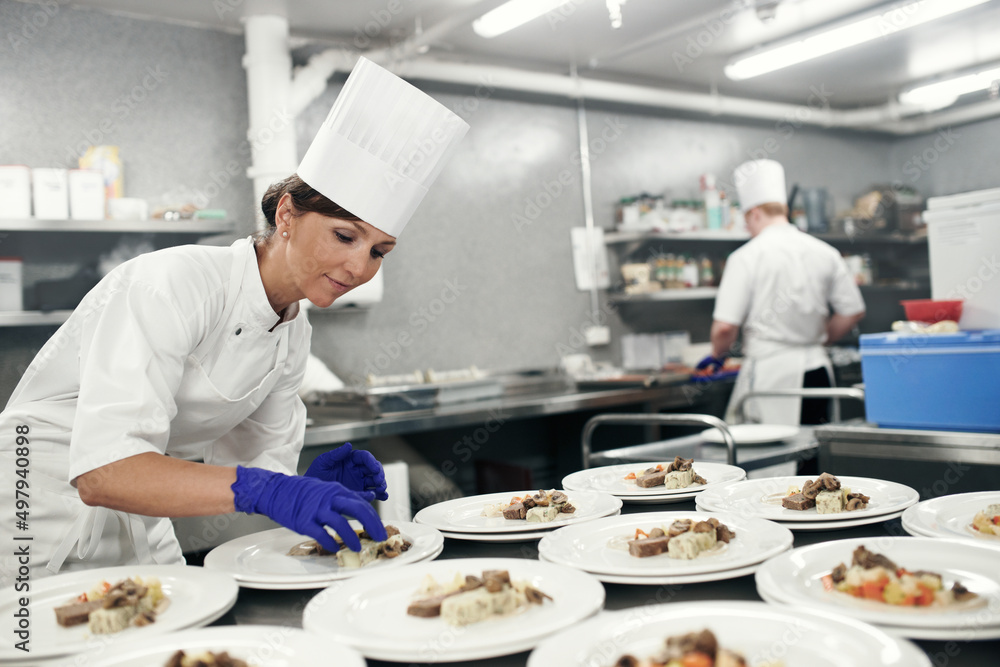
[{"left": 210, "top": 498, "right": 1000, "bottom": 666}]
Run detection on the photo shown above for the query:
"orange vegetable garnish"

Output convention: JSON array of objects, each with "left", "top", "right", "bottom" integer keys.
[
  {"left": 76, "top": 593, "right": 88, "bottom": 603},
  {"left": 916, "top": 583, "right": 936, "bottom": 606},
  {"left": 821, "top": 574, "right": 834, "bottom": 592},
  {"left": 623, "top": 472, "right": 636, "bottom": 480},
  {"left": 654, "top": 464, "right": 664, "bottom": 472},
  {"left": 993, "top": 516, "right": 1000, "bottom": 525},
  {"left": 634, "top": 528, "right": 649, "bottom": 540},
  {"left": 862, "top": 578, "right": 888, "bottom": 600},
  {"left": 681, "top": 652, "right": 714, "bottom": 667}
]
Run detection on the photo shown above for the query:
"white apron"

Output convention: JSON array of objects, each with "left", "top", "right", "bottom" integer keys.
[
  {"left": 725, "top": 339, "right": 833, "bottom": 426},
  {"left": 2, "top": 241, "right": 291, "bottom": 579}
]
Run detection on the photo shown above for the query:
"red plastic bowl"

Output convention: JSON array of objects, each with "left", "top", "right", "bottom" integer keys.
[{"left": 900, "top": 299, "right": 963, "bottom": 323}]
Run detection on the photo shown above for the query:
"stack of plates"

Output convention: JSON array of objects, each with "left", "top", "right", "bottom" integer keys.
[
  {"left": 303, "top": 557, "right": 605, "bottom": 662},
  {"left": 203, "top": 522, "right": 444, "bottom": 589},
  {"left": 537, "top": 510, "right": 793, "bottom": 585},
  {"left": 0, "top": 565, "right": 239, "bottom": 667},
  {"left": 413, "top": 490, "right": 622, "bottom": 542},
  {"left": 527, "top": 600, "right": 930, "bottom": 666},
  {"left": 755, "top": 536, "right": 1000, "bottom": 640},
  {"left": 562, "top": 461, "right": 746, "bottom": 504},
  {"left": 902, "top": 491, "right": 1000, "bottom": 546},
  {"left": 696, "top": 475, "right": 920, "bottom": 530}
]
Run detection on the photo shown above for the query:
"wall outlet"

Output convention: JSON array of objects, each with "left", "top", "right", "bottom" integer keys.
[{"left": 584, "top": 325, "right": 611, "bottom": 346}]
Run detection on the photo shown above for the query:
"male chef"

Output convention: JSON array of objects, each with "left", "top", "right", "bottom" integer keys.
[{"left": 703, "top": 159, "right": 865, "bottom": 425}]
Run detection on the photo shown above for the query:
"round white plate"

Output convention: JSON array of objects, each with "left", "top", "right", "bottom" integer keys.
[
  {"left": 68, "top": 625, "right": 366, "bottom": 667},
  {"left": 755, "top": 537, "right": 1000, "bottom": 630},
  {"left": 439, "top": 510, "right": 623, "bottom": 542},
  {"left": 539, "top": 552, "right": 763, "bottom": 585},
  {"left": 562, "top": 461, "right": 746, "bottom": 498},
  {"left": 700, "top": 423, "right": 800, "bottom": 445},
  {"left": 413, "top": 490, "right": 622, "bottom": 534},
  {"left": 203, "top": 522, "right": 443, "bottom": 588},
  {"left": 696, "top": 494, "right": 907, "bottom": 531},
  {"left": 756, "top": 585, "right": 1000, "bottom": 642},
  {"left": 696, "top": 475, "right": 919, "bottom": 522},
  {"left": 0, "top": 565, "right": 238, "bottom": 665},
  {"left": 527, "top": 600, "right": 930, "bottom": 667},
  {"left": 302, "top": 557, "right": 605, "bottom": 662},
  {"left": 537, "top": 511, "right": 793, "bottom": 577},
  {"left": 901, "top": 491, "right": 1000, "bottom": 545}
]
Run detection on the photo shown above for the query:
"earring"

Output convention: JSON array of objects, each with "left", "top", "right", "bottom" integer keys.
[{"left": 282, "top": 231, "right": 289, "bottom": 238}]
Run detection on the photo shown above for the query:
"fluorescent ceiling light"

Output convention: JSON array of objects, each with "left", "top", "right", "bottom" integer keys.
[
  {"left": 473, "top": 0, "right": 577, "bottom": 39},
  {"left": 725, "top": 0, "right": 991, "bottom": 81},
  {"left": 900, "top": 66, "right": 1000, "bottom": 110}
]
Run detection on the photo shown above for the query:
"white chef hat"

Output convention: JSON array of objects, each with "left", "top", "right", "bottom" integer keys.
[
  {"left": 297, "top": 57, "right": 470, "bottom": 237},
  {"left": 733, "top": 159, "right": 787, "bottom": 212}
]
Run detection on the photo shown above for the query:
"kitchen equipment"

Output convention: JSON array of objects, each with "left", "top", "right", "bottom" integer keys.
[
  {"left": 925, "top": 187, "right": 1000, "bottom": 329},
  {"left": 0, "top": 165, "right": 31, "bottom": 218},
  {"left": 899, "top": 298, "right": 963, "bottom": 323},
  {"left": 0, "top": 257, "right": 23, "bottom": 311},
  {"left": 860, "top": 329, "right": 1000, "bottom": 432},
  {"left": 800, "top": 186, "right": 829, "bottom": 233},
  {"left": 31, "top": 167, "right": 69, "bottom": 219}
]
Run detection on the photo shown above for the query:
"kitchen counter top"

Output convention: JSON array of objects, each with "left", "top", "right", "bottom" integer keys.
[{"left": 212, "top": 498, "right": 999, "bottom": 666}]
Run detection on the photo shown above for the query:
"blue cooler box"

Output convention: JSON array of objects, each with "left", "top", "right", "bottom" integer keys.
[{"left": 860, "top": 329, "right": 1000, "bottom": 432}]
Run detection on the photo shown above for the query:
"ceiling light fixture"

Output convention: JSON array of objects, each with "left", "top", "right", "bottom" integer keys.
[
  {"left": 606, "top": 0, "right": 627, "bottom": 29},
  {"left": 725, "top": 0, "right": 991, "bottom": 81},
  {"left": 473, "top": 0, "right": 578, "bottom": 39},
  {"left": 900, "top": 65, "right": 1000, "bottom": 110}
]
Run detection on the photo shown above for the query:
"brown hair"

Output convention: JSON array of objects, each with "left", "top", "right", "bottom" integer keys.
[
  {"left": 258, "top": 174, "right": 362, "bottom": 240},
  {"left": 756, "top": 202, "right": 789, "bottom": 217}
]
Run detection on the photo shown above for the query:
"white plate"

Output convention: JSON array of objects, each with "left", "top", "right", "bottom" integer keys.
[
  {"left": 303, "top": 557, "right": 605, "bottom": 662},
  {"left": 0, "top": 565, "right": 238, "bottom": 665},
  {"left": 561, "top": 461, "right": 746, "bottom": 497},
  {"left": 527, "top": 600, "right": 930, "bottom": 667},
  {"left": 696, "top": 475, "right": 919, "bottom": 522},
  {"left": 901, "top": 491, "right": 1000, "bottom": 545},
  {"left": 203, "top": 522, "right": 444, "bottom": 588},
  {"left": 756, "top": 585, "right": 1000, "bottom": 642},
  {"left": 68, "top": 625, "right": 366, "bottom": 667},
  {"left": 413, "top": 490, "right": 622, "bottom": 534},
  {"left": 539, "top": 552, "right": 763, "bottom": 585},
  {"left": 696, "top": 494, "right": 908, "bottom": 531},
  {"left": 537, "top": 511, "right": 793, "bottom": 577},
  {"left": 755, "top": 537, "right": 1000, "bottom": 630},
  {"left": 439, "top": 510, "right": 623, "bottom": 542},
  {"left": 700, "top": 423, "right": 800, "bottom": 445}
]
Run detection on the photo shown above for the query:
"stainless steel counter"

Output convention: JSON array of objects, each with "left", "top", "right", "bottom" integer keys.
[
  {"left": 303, "top": 379, "right": 732, "bottom": 447},
  {"left": 211, "top": 498, "right": 1000, "bottom": 666}
]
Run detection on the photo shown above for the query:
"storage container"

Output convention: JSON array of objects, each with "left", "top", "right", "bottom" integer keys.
[
  {"left": 68, "top": 169, "right": 105, "bottom": 219},
  {"left": 860, "top": 329, "right": 1000, "bottom": 432},
  {"left": 31, "top": 167, "right": 69, "bottom": 219},
  {"left": 0, "top": 166, "right": 31, "bottom": 218}
]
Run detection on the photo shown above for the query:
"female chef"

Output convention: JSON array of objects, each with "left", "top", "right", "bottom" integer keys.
[{"left": 0, "top": 57, "right": 469, "bottom": 580}]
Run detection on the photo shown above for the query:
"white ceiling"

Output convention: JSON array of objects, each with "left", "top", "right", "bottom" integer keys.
[{"left": 60, "top": 0, "right": 1000, "bottom": 109}]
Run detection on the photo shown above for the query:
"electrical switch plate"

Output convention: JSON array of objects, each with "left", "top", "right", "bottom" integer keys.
[{"left": 585, "top": 325, "right": 611, "bottom": 346}]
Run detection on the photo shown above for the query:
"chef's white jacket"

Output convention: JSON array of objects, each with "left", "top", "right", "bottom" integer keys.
[
  {"left": 713, "top": 223, "right": 865, "bottom": 423},
  {"left": 0, "top": 237, "right": 310, "bottom": 581}
]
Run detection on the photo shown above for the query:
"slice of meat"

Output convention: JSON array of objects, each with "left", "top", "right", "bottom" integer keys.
[
  {"left": 522, "top": 496, "right": 537, "bottom": 510},
  {"left": 782, "top": 493, "right": 815, "bottom": 511},
  {"left": 831, "top": 562, "right": 847, "bottom": 583},
  {"left": 666, "top": 456, "right": 693, "bottom": 473},
  {"left": 952, "top": 582, "right": 977, "bottom": 602},
  {"left": 715, "top": 523, "right": 736, "bottom": 543},
  {"left": 636, "top": 470, "right": 666, "bottom": 488},
  {"left": 668, "top": 519, "right": 693, "bottom": 536},
  {"left": 54, "top": 599, "right": 103, "bottom": 627},
  {"left": 503, "top": 502, "right": 526, "bottom": 520},
  {"left": 628, "top": 535, "right": 671, "bottom": 558},
  {"left": 851, "top": 545, "right": 897, "bottom": 572},
  {"left": 407, "top": 594, "right": 451, "bottom": 617}
]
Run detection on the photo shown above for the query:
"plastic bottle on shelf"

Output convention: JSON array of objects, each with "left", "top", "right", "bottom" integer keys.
[
  {"left": 682, "top": 255, "right": 699, "bottom": 288},
  {"left": 701, "top": 173, "right": 722, "bottom": 231},
  {"left": 699, "top": 256, "right": 715, "bottom": 287}
]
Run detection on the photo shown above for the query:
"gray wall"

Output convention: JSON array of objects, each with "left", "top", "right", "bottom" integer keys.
[
  {"left": 888, "top": 116, "right": 1000, "bottom": 198},
  {"left": 1, "top": 1, "right": 996, "bottom": 405}
]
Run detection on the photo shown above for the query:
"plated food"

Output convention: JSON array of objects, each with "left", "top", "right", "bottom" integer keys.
[
  {"left": 781, "top": 472, "right": 869, "bottom": 514},
  {"left": 481, "top": 489, "right": 576, "bottom": 523},
  {"left": 165, "top": 650, "right": 247, "bottom": 667},
  {"left": 54, "top": 576, "right": 168, "bottom": 634},
  {"left": 406, "top": 569, "right": 552, "bottom": 626},
  {"left": 610, "top": 628, "right": 780, "bottom": 667},
  {"left": 624, "top": 456, "right": 707, "bottom": 489},
  {"left": 287, "top": 524, "right": 412, "bottom": 568},
  {"left": 625, "top": 518, "right": 736, "bottom": 560},
  {"left": 824, "top": 545, "right": 977, "bottom": 608},
  {"left": 562, "top": 461, "right": 746, "bottom": 505},
  {"left": 972, "top": 503, "right": 1000, "bottom": 537}
]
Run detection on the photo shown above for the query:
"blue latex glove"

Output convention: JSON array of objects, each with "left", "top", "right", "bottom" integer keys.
[
  {"left": 232, "top": 466, "right": 387, "bottom": 552},
  {"left": 304, "top": 443, "right": 388, "bottom": 501},
  {"left": 696, "top": 354, "right": 727, "bottom": 372}
]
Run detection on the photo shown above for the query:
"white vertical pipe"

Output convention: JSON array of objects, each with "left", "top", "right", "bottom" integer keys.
[{"left": 243, "top": 14, "right": 298, "bottom": 230}]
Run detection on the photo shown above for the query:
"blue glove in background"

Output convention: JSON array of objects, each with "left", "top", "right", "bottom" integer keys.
[
  {"left": 696, "top": 354, "right": 727, "bottom": 372},
  {"left": 232, "top": 466, "right": 387, "bottom": 552},
  {"left": 304, "top": 443, "right": 388, "bottom": 501}
]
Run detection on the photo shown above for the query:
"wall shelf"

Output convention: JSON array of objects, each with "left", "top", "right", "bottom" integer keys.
[
  {"left": 609, "top": 287, "right": 719, "bottom": 303},
  {"left": 0, "top": 219, "right": 234, "bottom": 234},
  {"left": 604, "top": 230, "right": 749, "bottom": 244},
  {"left": 0, "top": 310, "right": 73, "bottom": 327}
]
